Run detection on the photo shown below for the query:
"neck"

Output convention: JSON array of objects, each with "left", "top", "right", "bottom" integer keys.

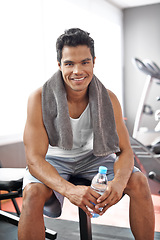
[{"left": 65, "top": 85, "right": 89, "bottom": 104}]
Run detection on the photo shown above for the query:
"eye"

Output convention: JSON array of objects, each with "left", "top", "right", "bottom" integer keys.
[
  {"left": 82, "top": 61, "right": 89, "bottom": 65},
  {"left": 64, "top": 62, "right": 74, "bottom": 67}
]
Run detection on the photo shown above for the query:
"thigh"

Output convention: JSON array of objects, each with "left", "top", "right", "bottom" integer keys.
[
  {"left": 75, "top": 153, "right": 140, "bottom": 183},
  {"left": 23, "top": 165, "right": 70, "bottom": 218},
  {"left": 45, "top": 155, "right": 75, "bottom": 178}
]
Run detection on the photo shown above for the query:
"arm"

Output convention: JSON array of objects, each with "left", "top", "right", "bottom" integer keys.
[
  {"left": 24, "top": 87, "right": 68, "bottom": 192},
  {"left": 24, "top": 88, "right": 99, "bottom": 216},
  {"left": 96, "top": 90, "right": 134, "bottom": 213},
  {"left": 109, "top": 89, "right": 134, "bottom": 187}
]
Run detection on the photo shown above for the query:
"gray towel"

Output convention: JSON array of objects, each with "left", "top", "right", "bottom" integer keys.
[{"left": 42, "top": 70, "right": 120, "bottom": 156}]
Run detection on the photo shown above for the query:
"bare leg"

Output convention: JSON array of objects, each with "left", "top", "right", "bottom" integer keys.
[
  {"left": 18, "top": 183, "right": 53, "bottom": 240},
  {"left": 124, "top": 172, "right": 155, "bottom": 240}
]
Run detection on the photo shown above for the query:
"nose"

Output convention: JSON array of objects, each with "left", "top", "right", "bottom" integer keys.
[{"left": 73, "top": 64, "right": 83, "bottom": 75}]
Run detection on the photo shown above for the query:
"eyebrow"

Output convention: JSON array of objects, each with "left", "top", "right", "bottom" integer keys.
[
  {"left": 63, "top": 58, "right": 92, "bottom": 64},
  {"left": 81, "top": 58, "right": 92, "bottom": 62},
  {"left": 63, "top": 60, "right": 74, "bottom": 64}
]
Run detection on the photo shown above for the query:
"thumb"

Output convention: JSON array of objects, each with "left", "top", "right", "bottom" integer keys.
[{"left": 97, "top": 186, "right": 110, "bottom": 203}]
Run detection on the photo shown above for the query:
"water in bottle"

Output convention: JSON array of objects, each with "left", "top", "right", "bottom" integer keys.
[{"left": 90, "top": 166, "right": 108, "bottom": 218}]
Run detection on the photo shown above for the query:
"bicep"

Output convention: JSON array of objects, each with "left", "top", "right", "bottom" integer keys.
[
  {"left": 23, "top": 89, "right": 49, "bottom": 164},
  {"left": 108, "top": 90, "right": 131, "bottom": 152}
]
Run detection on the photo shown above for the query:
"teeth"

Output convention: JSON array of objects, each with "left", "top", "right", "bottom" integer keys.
[{"left": 72, "top": 77, "right": 85, "bottom": 81}]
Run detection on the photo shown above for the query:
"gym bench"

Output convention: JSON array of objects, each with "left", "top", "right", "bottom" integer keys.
[{"left": 0, "top": 168, "right": 92, "bottom": 240}]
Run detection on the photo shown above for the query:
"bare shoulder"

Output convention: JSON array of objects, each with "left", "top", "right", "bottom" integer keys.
[
  {"left": 24, "top": 86, "right": 49, "bottom": 155},
  {"left": 107, "top": 89, "right": 122, "bottom": 117},
  {"left": 107, "top": 90, "right": 131, "bottom": 150},
  {"left": 28, "top": 87, "right": 42, "bottom": 107},
  {"left": 107, "top": 89, "right": 119, "bottom": 103},
  {"left": 27, "top": 87, "right": 42, "bottom": 116}
]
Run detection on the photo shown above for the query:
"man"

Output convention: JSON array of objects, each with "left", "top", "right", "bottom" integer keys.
[{"left": 18, "top": 28, "right": 155, "bottom": 240}]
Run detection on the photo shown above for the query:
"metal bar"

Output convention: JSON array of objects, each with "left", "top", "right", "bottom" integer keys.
[
  {"left": 133, "top": 75, "right": 153, "bottom": 138},
  {"left": 0, "top": 210, "right": 57, "bottom": 239},
  {"left": 0, "top": 191, "right": 21, "bottom": 200},
  {"left": 134, "top": 152, "right": 150, "bottom": 155},
  {"left": 11, "top": 198, "right": 21, "bottom": 216},
  {"left": 79, "top": 207, "right": 92, "bottom": 240},
  {"left": 0, "top": 210, "right": 19, "bottom": 226}
]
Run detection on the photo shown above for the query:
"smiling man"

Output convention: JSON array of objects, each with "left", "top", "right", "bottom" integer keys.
[
  {"left": 59, "top": 45, "right": 95, "bottom": 92},
  {"left": 18, "top": 28, "right": 155, "bottom": 240}
]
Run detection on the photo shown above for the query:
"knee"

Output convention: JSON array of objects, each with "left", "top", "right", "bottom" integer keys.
[
  {"left": 22, "top": 183, "right": 49, "bottom": 210},
  {"left": 125, "top": 172, "right": 150, "bottom": 197}
]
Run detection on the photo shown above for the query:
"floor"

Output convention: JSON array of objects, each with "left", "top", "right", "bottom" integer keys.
[{"left": 1, "top": 178, "right": 160, "bottom": 233}]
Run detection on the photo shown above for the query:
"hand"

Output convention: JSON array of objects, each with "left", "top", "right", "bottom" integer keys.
[
  {"left": 95, "top": 180, "right": 125, "bottom": 215},
  {"left": 67, "top": 185, "right": 101, "bottom": 218}
]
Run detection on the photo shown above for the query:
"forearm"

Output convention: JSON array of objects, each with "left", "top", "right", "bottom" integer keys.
[
  {"left": 27, "top": 154, "right": 74, "bottom": 197},
  {"left": 27, "top": 154, "right": 100, "bottom": 216},
  {"left": 113, "top": 148, "right": 134, "bottom": 189}
]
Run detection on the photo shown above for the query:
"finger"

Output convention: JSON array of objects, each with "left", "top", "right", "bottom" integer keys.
[
  {"left": 82, "top": 197, "right": 101, "bottom": 215},
  {"left": 80, "top": 205, "right": 93, "bottom": 218},
  {"left": 99, "top": 197, "right": 120, "bottom": 215},
  {"left": 95, "top": 192, "right": 116, "bottom": 210},
  {"left": 87, "top": 201, "right": 102, "bottom": 215},
  {"left": 90, "top": 187, "right": 101, "bottom": 199},
  {"left": 97, "top": 188, "right": 111, "bottom": 203},
  {"left": 82, "top": 202, "right": 102, "bottom": 218},
  {"left": 89, "top": 194, "right": 100, "bottom": 205},
  {"left": 96, "top": 191, "right": 113, "bottom": 207}
]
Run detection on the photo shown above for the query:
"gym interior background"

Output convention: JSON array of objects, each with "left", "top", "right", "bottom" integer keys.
[
  {"left": 0, "top": 0, "right": 160, "bottom": 238},
  {"left": 0, "top": 0, "right": 160, "bottom": 166}
]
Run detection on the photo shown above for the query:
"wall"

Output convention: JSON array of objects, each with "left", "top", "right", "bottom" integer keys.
[
  {"left": 123, "top": 3, "right": 160, "bottom": 141},
  {"left": 0, "top": 0, "right": 123, "bottom": 140},
  {"left": 0, "top": 0, "right": 123, "bottom": 167},
  {"left": 0, "top": 142, "right": 26, "bottom": 168}
]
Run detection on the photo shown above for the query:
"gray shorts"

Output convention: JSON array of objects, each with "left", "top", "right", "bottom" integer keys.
[{"left": 23, "top": 151, "right": 140, "bottom": 218}]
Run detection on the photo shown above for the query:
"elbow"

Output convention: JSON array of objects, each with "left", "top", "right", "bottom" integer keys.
[
  {"left": 25, "top": 151, "right": 45, "bottom": 177},
  {"left": 26, "top": 157, "right": 36, "bottom": 175},
  {"left": 26, "top": 153, "right": 39, "bottom": 176}
]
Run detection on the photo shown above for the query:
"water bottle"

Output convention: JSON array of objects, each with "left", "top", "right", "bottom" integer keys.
[{"left": 90, "top": 166, "right": 108, "bottom": 218}]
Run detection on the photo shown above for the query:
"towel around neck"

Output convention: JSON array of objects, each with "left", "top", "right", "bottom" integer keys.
[{"left": 42, "top": 70, "right": 120, "bottom": 156}]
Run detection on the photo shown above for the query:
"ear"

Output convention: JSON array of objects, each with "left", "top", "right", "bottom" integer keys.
[
  {"left": 93, "top": 57, "right": 96, "bottom": 67},
  {"left": 57, "top": 61, "right": 61, "bottom": 71}
]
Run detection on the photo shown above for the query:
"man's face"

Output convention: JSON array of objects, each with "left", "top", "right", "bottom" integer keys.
[{"left": 58, "top": 45, "right": 95, "bottom": 93}]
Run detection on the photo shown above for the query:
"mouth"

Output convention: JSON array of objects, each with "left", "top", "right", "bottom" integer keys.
[{"left": 70, "top": 76, "right": 86, "bottom": 81}]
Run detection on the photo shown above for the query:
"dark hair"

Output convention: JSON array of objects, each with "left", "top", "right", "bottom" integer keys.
[{"left": 56, "top": 28, "right": 95, "bottom": 63}]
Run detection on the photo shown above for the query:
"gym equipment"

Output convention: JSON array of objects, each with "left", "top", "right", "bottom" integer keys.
[
  {"left": 148, "top": 171, "right": 160, "bottom": 182},
  {"left": 0, "top": 168, "right": 25, "bottom": 215},
  {"left": 132, "top": 58, "right": 160, "bottom": 185},
  {"left": 132, "top": 58, "right": 160, "bottom": 155},
  {"left": 0, "top": 168, "right": 56, "bottom": 239},
  {"left": 0, "top": 168, "right": 92, "bottom": 240},
  {"left": 130, "top": 137, "right": 160, "bottom": 191}
]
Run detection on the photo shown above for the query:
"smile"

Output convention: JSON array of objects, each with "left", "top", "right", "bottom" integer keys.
[{"left": 71, "top": 77, "right": 86, "bottom": 81}]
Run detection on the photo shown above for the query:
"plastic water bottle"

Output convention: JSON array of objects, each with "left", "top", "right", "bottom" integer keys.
[{"left": 90, "top": 166, "right": 108, "bottom": 218}]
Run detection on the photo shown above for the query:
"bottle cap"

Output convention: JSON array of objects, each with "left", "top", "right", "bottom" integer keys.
[{"left": 99, "top": 166, "right": 107, "bottom": 174}]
